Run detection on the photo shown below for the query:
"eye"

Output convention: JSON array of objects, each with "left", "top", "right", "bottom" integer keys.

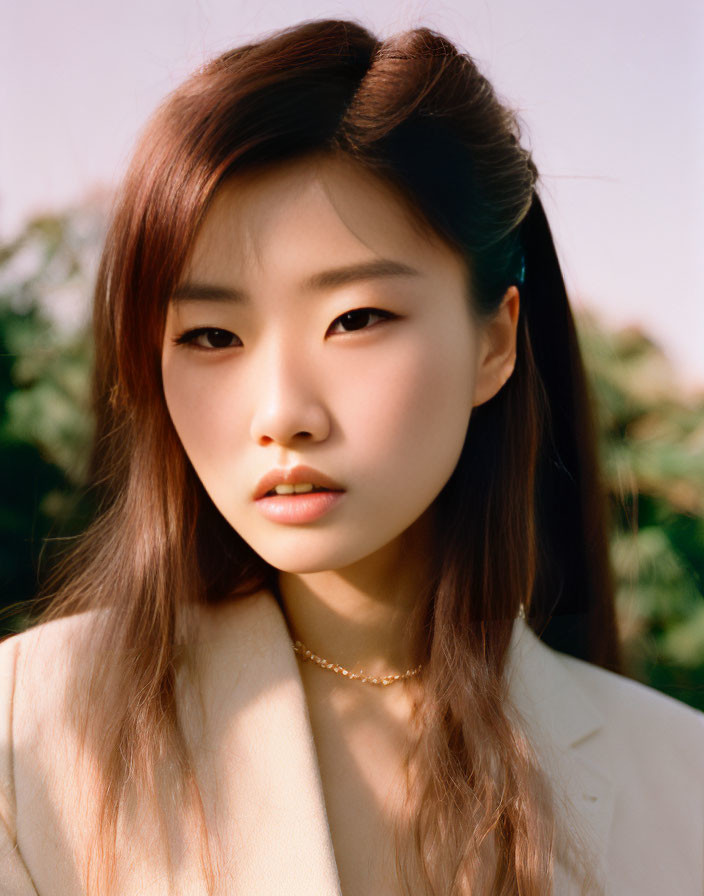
[
  {"left": 328, "top": 308, "right": 396, "bottom": 335},
  {"left": 173, "top": 327, "right": 240, "bottom": 350}
]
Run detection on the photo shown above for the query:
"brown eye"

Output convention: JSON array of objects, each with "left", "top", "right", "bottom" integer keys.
[
  {"left": 201, "top": 329, "right": 237, "bottom": 348},
  {"left": 174, "top": 327, "right": 240, "bottom": 349},
  {"left": 329, "top": 308, "right": 395, "bottom": 334}
]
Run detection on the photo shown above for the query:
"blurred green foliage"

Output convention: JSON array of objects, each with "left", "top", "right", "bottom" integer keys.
[
  {"left": 578, "top": 315, "right": 704, "bottom": 709},
  {"left": 1, "top": 204, "right": 703, "bottom": 709},
  {"left": 0, "top": 207, "right": 99, "bottom": 634}
]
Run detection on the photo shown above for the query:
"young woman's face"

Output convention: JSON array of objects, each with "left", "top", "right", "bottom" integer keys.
[{"left": 161, "top": 154, "right": 484, "bottom": 574}]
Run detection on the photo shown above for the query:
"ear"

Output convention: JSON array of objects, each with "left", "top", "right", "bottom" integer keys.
[{"left": 472, "top": 286, "right": 520, "bottom": 408}]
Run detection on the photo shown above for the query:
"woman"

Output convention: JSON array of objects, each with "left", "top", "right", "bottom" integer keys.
[{"left": 1, "top": 18, "right": 703, "bottom": 896}]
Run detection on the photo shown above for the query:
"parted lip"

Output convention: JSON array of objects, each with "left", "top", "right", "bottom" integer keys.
[{"left": 253, "top": 465, "right": 346, "bottom": 500}]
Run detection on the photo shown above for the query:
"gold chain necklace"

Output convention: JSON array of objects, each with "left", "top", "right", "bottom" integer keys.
[
  {"left": 292, "top": 640, "right": 423, "bottom": 687},
  {"left": 291, "top": 603, "right": 526, "bottom": 687}
]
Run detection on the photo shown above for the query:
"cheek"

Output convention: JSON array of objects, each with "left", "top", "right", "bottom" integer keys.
[
  {"left": 335, "top": 327, "right": 477, "bottom": 487},
  {"left": 161, "top": 359, "right": 247, "bottom": 475}
]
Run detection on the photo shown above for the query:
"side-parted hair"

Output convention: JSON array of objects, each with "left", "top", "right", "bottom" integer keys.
[{"left": 28, "top": 18, "right": 619, "bottom": 895}]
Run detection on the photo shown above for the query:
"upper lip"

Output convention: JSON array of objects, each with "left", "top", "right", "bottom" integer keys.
[{"left": 253, "top": 465, "right": 345, "bottom": 500}]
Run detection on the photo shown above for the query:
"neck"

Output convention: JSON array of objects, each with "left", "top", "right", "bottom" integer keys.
[{"left": 276, "top": 514, "right": 433, "bottom": 683}]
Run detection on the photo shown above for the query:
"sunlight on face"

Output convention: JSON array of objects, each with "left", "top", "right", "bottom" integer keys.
[{"left": 161, "top": 154, "right": 482, "bottom": 574}]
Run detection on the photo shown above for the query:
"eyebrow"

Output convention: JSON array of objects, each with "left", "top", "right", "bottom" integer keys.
[{"left": 170, "top": 259, "right": 421, "bottom": 304}]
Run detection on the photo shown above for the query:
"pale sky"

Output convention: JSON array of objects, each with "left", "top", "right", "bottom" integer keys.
[{"left": 3, "top": 0, "right": 703, "bottom": 387}]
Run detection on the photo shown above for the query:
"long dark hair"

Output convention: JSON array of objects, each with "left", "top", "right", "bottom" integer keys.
[{"left": 29, "top": 18, "right": 618, "bottom": 895}]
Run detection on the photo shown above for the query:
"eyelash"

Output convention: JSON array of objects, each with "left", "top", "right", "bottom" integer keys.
[{"left": 172, "top": 307, "right": 397, "bottom": 350}]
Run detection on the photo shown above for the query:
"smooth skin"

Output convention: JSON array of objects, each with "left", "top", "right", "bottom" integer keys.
[
  {"left": 161, "top": 152, "right": 519, "bottom": 894},
  {"left": 162, "top": 152, "right": 518, "bottom": 680}
]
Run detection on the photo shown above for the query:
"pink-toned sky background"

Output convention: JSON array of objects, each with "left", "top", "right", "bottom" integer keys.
[{"left": 3, "top": 0, "right": 703, "bottom": 387}]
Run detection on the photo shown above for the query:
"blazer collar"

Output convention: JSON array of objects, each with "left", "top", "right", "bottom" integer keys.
[
  {"left": 506, "top": 614, "right": 605, "bottom": 749},
  {"left": 204, "top": 595, "right": 614, "bottom": 894},
  {"left": 505, "top": 616, "right": 616, "bottom": 888}
]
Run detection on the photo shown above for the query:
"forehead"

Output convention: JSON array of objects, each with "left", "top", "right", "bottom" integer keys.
[{"left": 184, "top": 153, "right": 467, "bottom": 289}]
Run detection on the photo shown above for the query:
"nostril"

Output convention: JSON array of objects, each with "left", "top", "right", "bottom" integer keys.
[{"left": 250, "top": 404, "right": 330, "bottom": 447}]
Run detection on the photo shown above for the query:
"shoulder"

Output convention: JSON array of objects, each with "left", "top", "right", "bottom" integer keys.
[
  {"left": 511, "top": 622, "right": 704, "bottom": 890},
  {"left": 509, "top": 617, "right": 704, "bottom": 785},
  {"left": 0, "top": 590, "right": 284, "bottom": 712},
  {"left": 0, "top": 610, "right": 101, "bottom": 696},
  {"left": 0, "top": 611, "right": 102, "bottom": 752},
  {"left": 0, "top": 612, "right": 101, "bottom": 846},
  {"left": 548, "top": 644, "right": 704, "bottom": 892},
  {"left": 513, "top": 617, "right": 704, "bottom": 746},
  {"left": 558, "top": 648, "right": 704, "bottom": 749},
  {"left": 1, "top": 611, "right": 96, "bottom": 680},
  {"left": 537, "top": 635, "right": 704, "bottom": 804}
]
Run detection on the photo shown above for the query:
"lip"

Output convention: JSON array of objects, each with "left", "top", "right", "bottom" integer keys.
[
  {"left": 254, "top": 490, "right": 345, "bottom": 524},
  {"left": 252, "top": 465, "right": 346, "bottom": 500}
]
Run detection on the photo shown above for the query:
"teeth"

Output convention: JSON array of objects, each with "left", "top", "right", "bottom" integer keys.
[{"left": 271, "top": 483, "right": 319, "bottom": 495}]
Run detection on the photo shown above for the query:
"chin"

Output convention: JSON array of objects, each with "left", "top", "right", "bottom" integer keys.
[
  {"left": 264, "top": 546, "right": 355, "bottom": 573},
  {"left": 244, "top": 537, "right": 381, "bottom": 576}
]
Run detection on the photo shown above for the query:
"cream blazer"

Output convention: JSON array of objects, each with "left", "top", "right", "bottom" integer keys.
[{"left": 1, "top": 591, "right": 703, "bottom": 895}]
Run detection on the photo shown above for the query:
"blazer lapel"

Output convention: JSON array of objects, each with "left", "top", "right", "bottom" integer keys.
[
  {"left": 197, "top": 596, "right": 613, "bottom": 895},
  {"left": 505, "top": 616, "right": 616, "bottom": 891},
  {"left": 189, "top": 593, "right": 343, "bottom": 896}
]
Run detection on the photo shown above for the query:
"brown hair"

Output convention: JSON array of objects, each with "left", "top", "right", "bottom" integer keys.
[{"left": 24, "top": 18, "right": 619, "bottom": 894}]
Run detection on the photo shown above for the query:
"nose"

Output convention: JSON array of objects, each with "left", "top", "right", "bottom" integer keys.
[{"left": 249, "top": 337, "right": 331, "bottom": 447}]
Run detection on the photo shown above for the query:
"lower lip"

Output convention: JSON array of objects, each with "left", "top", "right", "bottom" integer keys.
[{"left": 254, "top": 490, "right": 346, "bottom": 523}]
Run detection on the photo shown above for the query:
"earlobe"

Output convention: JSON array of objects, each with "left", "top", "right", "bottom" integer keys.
[{"left": 472, "top": 286, "right": 520, "bottom": 408}]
